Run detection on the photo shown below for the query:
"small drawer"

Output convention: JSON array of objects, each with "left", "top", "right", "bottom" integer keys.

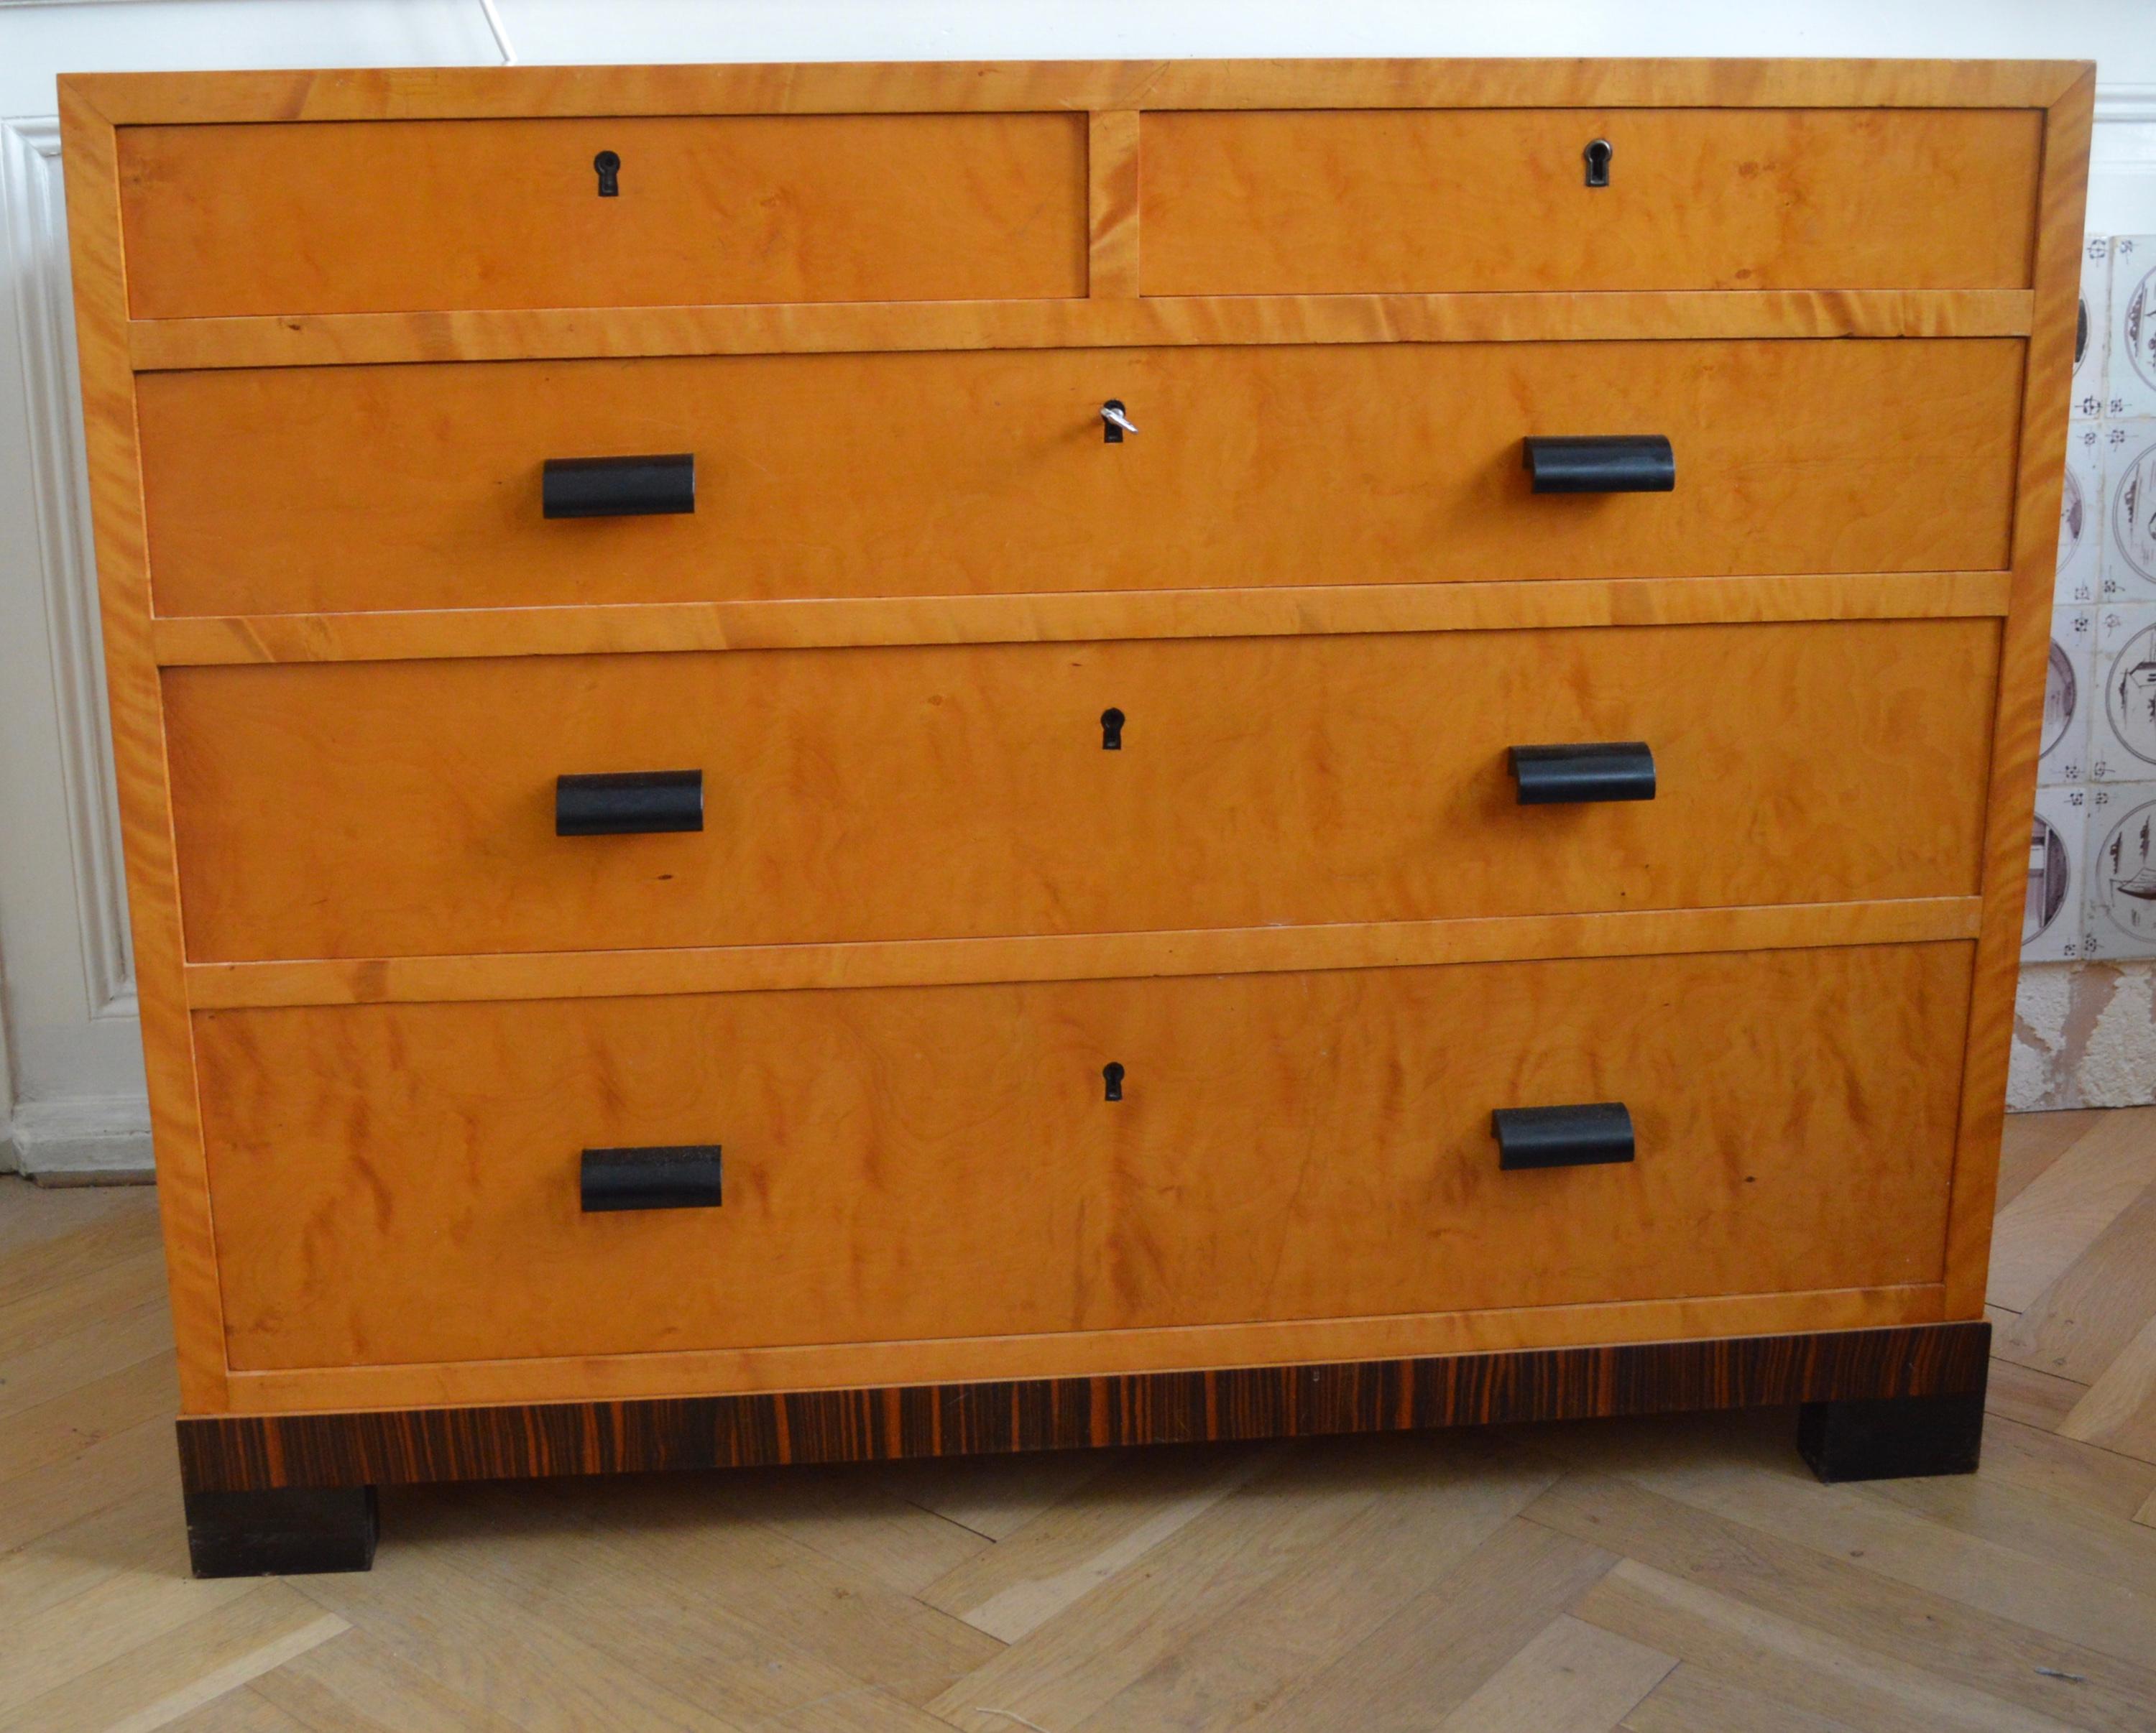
[
  {"left": 196, "top": 942, "right": 1971, "bottom": 1370},
  {"left": 163, "top": 619, "right": 1996, "bottom": 963},
  {"left": 137, "top": 338, "right": 2023, "bottom": 617},
  {"left": 1139, "top": 108, "right": 2042, "bottom": 295},
  {"left": 116, "top": 113, "right": 1089, "bottom": 318}
]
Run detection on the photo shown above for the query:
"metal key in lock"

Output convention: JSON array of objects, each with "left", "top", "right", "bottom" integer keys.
[{"left": 1101, "top": 400, "right": 1138, "bottom": 443}]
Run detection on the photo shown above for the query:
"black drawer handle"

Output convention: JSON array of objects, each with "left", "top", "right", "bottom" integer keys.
[
  {"left": 1522, "top": 436, "right": 1674, "bottom": 494},
  {"left": 581, "top": 1145, "right": 723, "bottom": 1212},
  {"left": 1508, "top": 742, "right": 1655, "bottom": 805},
  {"left": 556, "top": 770, "right": 703, "bottom": 836},
  {"left": 543, "top": 453, "right": 696, "bottom": 519},
  {"left": 1492, "top": 1104, "right": 1634, "bottom": 1171}
]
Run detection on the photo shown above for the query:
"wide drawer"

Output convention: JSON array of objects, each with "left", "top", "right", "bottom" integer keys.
[
  {"left": 197, "top": 942, "right": 1972, "bottom": 1370},
  {"left": 165, "top": 620, "right": 1996, "bottom": 963},
  {"left": 137, "top": 339, "right": 2024, "bottom": 617},
  {"left": 116, "top": 114, "right": 1089, "bottom": 318},
  {"left": 1140, "top": 108, "right": 2041, "bottom": 294}
]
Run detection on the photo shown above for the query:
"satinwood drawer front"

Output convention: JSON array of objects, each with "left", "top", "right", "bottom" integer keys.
[
  {"left": 196, "top": 942, "right": 1971, "bottom": 1371},
  {"left": 164, "top": 619, "right": 1996, "bottom": 963},
  {"left": 136, "top": 339, "right": 2022, "bottom": 617},
  {"left": 116, "top": 114, "right": 1089, "bottom": 318},
  {"left": 1140, "top": 108, "right": 2042, "bottom": 294}
]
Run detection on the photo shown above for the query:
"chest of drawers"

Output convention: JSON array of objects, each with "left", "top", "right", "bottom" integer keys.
[{"left": 61, "top": 57, "right": 2091, "bottom": 1577}]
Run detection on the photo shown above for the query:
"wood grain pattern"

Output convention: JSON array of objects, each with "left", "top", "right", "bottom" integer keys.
[
  {"left": 192, "top": 944, "right": 1972, "bottom": 1372},
  {"left": 1141, "top": 108, "right": 2042, "bottom": 294},
  {"left": 147, "top": 570, "right": 2015, "bottom": 669},
  {"left": 54, "top": 88, "right": 229, "bottom": 1411},
  {"left": 173, "top": 1323, "right": 1994, "bottom": 1494},
  {"left": 1087, "top": 111, "right": 1141, "bottom": 298},
  {"left": 163, "top": 621, "right": 1999, "bottom": 964},
  {"left": 137, "top": 340, "right": 2024, "bottom": 617},
  {"left": 1943, "top": 68, "right": 2097, "bottom": 1320},
  {"left": 60, "top": 60, "right": 2088, "bottom": 125},
  {"left": 126, "top": 288, "right": 2036, "bottom": 373},
  {"left": 180, "top": 897, "right": 1984, "bottom": 1014},
  {"left": 119, "top": 114, "right": 1089, "bottom": 318}
]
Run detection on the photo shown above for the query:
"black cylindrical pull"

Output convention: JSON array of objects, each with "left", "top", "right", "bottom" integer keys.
[
  {"left": 543, "top": 453, "right": 696, "bottom": 518},
  {"left": 1492, "top": 1104, "right": 1634, "bottom": 1171},
  {"left": 556, "top": 770, "right": 704, "bottom": 836},
  {"left": 1508, "top": 742, "right": 1656, "bottom": 805},
  {"left": 581, "top": 1145, "right": 724, "bottom": 1212},
  {"left": 1522, "top": 435, "right": 1674, "bottom": 494}
]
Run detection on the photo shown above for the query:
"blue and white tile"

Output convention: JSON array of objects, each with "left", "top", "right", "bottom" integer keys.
[
  {"left": 2105, "top": 236, "right": 2156, "bottom": 421},
  {"left": 2102, "top": 420, "right": 2156, "bottom": 599},
  {"left": 2040, "top": 604, "right": 2096, "bottom": 785},
  {"left": 2025, "top": 785, "right": 2088, "bottom": 961},
  {"left": 2074, "top": 235, "right": 2111, "bottom": 421},
  {"left": 2061, "top": 424, "right": 2104, "bottom": 603},
  {"left": 2091, "top": 602, "right": 2156, "bottom": 781},
  {"left": 2084, "top": 782, "right": 2156, "bottom": 958}
]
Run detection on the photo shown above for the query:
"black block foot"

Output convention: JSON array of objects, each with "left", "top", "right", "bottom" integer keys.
[
  {"left": 183, "top": 1486, "right": 379, "bottom": 1577},
  {"left": 1797, "top": 1389, "right": 1984, "bottom": 1482}
]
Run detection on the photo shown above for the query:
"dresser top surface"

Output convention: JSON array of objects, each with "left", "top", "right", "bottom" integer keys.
[{"left": 57, "top": 56, "right": 2091, "bottom": 125}]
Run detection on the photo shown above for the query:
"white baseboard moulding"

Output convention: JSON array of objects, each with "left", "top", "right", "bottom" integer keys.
[{"left": 1, "top": 1094, "right": 154, "bottom": 1183}]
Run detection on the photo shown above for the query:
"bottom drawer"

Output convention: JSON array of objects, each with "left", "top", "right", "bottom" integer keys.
[{"left": 196, "top": 943, "right": 1972, "bottom": 1372}]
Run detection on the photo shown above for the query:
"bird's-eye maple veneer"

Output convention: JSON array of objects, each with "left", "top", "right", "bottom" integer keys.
[{"left": 60, "top": 58, "right": 2091, "bottom": 1576}]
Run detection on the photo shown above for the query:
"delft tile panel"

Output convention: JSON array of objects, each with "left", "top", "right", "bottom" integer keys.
[
  {"left": 2106, "top": 237, "right": 2156, "bottom": 421},
  {"left": 2085, "top": 782, "right": 2156, "bottom": 959},
  {"left": 2090, "top": 601, "right": 2156, "bottom": 782},
  {"left": 2104, "top": 420, "right": 2156, "bottom": 599},
  {"left": 2041, "top": 604, "right": 2096, "bottom": 786},
  {"left": 2026, "top": 784, "right": 2088, "bottom": 961},
  {"left": 2062, "top": 425, "right": 2104, "bottom": 604},
  {"left": 2075, "top": 236, "right": 2111, "bottom": 422}
]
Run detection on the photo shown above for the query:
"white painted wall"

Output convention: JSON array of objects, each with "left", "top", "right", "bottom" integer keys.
[{"left": 1, "top": 0, "right": 2152, "bottom": 1174}]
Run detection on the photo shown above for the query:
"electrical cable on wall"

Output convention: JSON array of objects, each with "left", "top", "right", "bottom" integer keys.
[{"left": 476, "top": 0, "right": 516, "bottom": 65}]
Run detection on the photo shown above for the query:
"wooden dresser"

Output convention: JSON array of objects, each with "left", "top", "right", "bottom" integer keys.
[{"left": 60, "top": 59, "right": 2090, "bottom": 1576}]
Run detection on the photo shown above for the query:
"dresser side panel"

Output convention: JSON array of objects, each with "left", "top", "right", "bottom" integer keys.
[
  {"left": 1941, "top": 70, "right": 2095, "bottom": 1317},
  {"left": 57, "top": 80, "right": 229, "bottom": 1409}
]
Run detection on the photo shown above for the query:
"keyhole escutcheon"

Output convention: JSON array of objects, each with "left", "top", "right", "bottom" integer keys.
[
  {"left": 1583, "top": 139, "right": 1613, "bottom": 188},
  {"left": 1102, "top": 1063, "right": 1125, "bottom": 1101},
  {"left": 1100, "top": 708, "right": 1125, "bottom": 751},
  {"left": 594, "top": 150, "right": 622, "bottom": 197}
]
